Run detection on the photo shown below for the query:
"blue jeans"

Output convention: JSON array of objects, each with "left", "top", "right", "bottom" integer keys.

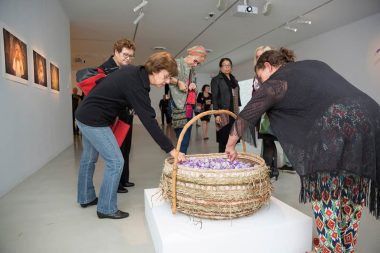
[
  {"left": 174, "top": 124, "right": 192, "bottom": 154},
  {"left": 76, "top": 120, "right": 124, "bottom": 214}
]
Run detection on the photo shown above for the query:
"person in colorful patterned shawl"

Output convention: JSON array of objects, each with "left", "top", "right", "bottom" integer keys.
[{"left": 226, "top": 47, "right": 380, "bottom": 253}]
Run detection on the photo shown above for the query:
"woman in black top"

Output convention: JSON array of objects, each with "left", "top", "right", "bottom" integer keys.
[
  {"left": 75, "top": 52, "right": 185, "bottom": 219},
  {"left": 197, "top": 84, "right": 212, "bottom": 140},
  {"left": 226, "top": 48, "right": 380, "bottom": 253},
  {"left": 211, "top": 58, "right": 241, "bottom": 152}
]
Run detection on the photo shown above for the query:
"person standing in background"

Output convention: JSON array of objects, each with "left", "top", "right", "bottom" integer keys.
[
  {"left": 98, "top": 38, "right": 136, "bottom": 193},
  {"left": 168, "top": 45, "right": 208, "bottom": 154},
  {"left": 197, "top": 84, "right": 212, "bottom": 140},
  {"left": 159, "top": 94, "right": 171, "bottom": 126},
  {"left": 72, "top": 87, "right": 82, "bottom": 135},
  {"left": 211, "top": 58, "right": 241, "bottom": 152}
]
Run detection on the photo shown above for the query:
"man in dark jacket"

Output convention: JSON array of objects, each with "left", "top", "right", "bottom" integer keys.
[{"left": 98, "top": 38, "right": 136, "bottom": 193}]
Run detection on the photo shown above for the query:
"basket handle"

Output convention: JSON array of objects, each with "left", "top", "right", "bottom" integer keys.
[{"left": 171, "top": 109, "right": 246, "bottom": 214}]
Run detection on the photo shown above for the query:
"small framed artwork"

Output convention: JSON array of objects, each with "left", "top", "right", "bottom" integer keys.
[
  {"left": 2, "top": 27, "right": 28, "bottom": 84},
  {"left": 50, "top": 62, "right": 60, "bottom": 93},
  {"left": 32, "top": 50, "right": 47, "bottom": 88}
]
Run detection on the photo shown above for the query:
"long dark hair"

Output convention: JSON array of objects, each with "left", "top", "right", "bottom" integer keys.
[{"left": 255, "top": 47, "right": 295, "bottom": 71}]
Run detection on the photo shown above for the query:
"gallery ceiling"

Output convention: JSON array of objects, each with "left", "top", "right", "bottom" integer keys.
[{"left": 60, "top": 0, "right": 380, "bottom": 73}]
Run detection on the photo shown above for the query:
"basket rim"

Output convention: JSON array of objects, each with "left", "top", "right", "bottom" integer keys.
[{"left": 165, "top": 152, "right": 266, "bottom": 173}]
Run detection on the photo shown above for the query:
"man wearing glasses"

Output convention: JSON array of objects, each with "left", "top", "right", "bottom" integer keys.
[{"left": 98, "top": 38, "right": 137, "bottom": 193}]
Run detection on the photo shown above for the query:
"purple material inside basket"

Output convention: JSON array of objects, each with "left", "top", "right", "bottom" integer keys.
[{"left": 179, "top": 157, "right": 252, "bottom": 170}]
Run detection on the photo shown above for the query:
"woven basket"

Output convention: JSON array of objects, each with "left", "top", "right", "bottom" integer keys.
[{"left": 159, "top": 110, "right": 272, "bottom": 220}]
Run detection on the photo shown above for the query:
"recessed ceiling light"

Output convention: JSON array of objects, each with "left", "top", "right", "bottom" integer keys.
[
  {"left": 296, "top": 19, "right": 312, "bottom": 25},
  {"left": 284, "top": 26, "right": 297, "bottom": 32},
  {"left": 205, "top": 48, "right": 213, "bottom": 53},
  {"left": 152, "top": 46, "right": 167, "bottom": 51}
]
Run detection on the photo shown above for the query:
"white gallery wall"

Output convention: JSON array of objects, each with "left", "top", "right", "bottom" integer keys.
[
  {"left": 0, "top": 0, "right": 72, "bottom": 197},
  {"left": 233, "top": 12, "right": 380, "bottom": 105}
]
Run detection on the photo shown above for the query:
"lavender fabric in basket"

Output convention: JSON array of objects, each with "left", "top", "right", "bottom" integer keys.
[{"left": 179, "top": 157, "right": 252, "bottom": 170}]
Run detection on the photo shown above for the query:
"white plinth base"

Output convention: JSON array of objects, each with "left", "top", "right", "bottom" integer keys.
[{"left": 145, "top": 188, "right": 312, "bottom": 253}]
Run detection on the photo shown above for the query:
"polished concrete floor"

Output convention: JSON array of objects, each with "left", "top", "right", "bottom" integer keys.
[{"left": 0, "top": 123, "right": 379, "bottom": 253}]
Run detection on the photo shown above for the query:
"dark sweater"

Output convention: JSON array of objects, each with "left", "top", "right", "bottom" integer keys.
[
  {"left": 75, "top": 65, "right": 174, "bottom": 153},
  {"left": 233, "top": 60, "right": 380, "bottom": 217}
]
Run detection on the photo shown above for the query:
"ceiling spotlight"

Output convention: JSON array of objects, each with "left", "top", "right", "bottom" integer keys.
[
  {"left": 284, "top": 26, "right": 297, "bottom": 32},
  {"left": 133, "top": 11, "right": 145, "bottom": 25},
  {"left": 152, "top": 46, "right": 167, "bottom": 51},
  {"left": 217, "top": 0, "right": 226, "bottom": 11},
  {"left": 133, "top": 0, "right": 148, "bottom": 13},
  {"left": 262, "top": 1, "right": 272, "bottom": 16},
  {"left": 296, "top": 19, "right": 312, "bottom": 25}
]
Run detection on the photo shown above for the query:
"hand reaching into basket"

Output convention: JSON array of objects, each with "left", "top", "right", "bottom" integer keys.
[
  {"left": 225, "top": 146, "right": 238, "bottom": 161},
  {"left": 225, "top": 134, "right": 240, "bottom": 161},
  {"left": 170, "top": 149, "right": 186, "bottom": 162}
]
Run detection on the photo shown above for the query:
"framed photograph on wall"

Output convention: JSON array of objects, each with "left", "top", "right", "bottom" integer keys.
[
  {"left": 32, "top": 50, "right": 47, "bottom": 88},
  {"left": 50, "top": 62, "right": 59, "bottom": 93},
  {"left": 2, "top": 27, "right": 28, "bottom": 84}
]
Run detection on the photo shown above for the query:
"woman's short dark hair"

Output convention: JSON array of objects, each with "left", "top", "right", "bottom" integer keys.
[
  {"left": 201, "top": 84, "right": 210, "bottom": 92},
  {"left": 144, "top": 52, "right": 178, "bottom": 77},
  {"left": 255, "top": 47, "right": 295, "bottom": 71},
  {"left": 219, "top": 58, "right": 233, "bottom": 67}
]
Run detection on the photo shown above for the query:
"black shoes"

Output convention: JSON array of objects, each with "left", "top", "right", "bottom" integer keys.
[
  {"left": 80, "top": 198, "right": 98, "bottom": 208},
  {"left": 117, "top": 185, "right": 128, "bottom": 193},
  {"left": 122, "top": 182, "right": 135, "bottom": 187},
  {"left": 97, "top": 210, "right": 129, "bottom": 219}
]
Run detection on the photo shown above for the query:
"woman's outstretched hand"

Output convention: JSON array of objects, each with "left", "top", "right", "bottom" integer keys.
[
  {"left": 225, "top": 145, "right": 238, "bottom": 161},
  {"left": 170, "top": 149, "right": 186, "bottom": 162}
]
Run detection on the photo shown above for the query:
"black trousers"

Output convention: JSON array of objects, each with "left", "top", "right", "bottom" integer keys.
[
  {"left": 259, "top": 133, "right": 278, "bottom": 168},
  {"left": 119, "top": 118, "right": 133, "bottom": 186},
  {"left": 216, "top": 119, "right": 235, "bottom": 153},
  {"left": 161, "top": 110, "right": 171, "bottom": 125}
]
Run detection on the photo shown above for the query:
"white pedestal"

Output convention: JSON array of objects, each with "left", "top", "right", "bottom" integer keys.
[{"left": 145, "top": 188, "right": 312, "bottom": 253}]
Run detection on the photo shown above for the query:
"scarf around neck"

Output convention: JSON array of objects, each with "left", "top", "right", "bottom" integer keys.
[{"left": 221, "top": 72, "right": 238, "bottom": 89}]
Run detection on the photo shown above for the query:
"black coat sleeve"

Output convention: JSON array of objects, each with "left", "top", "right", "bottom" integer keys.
[
  {"left": 210, "top": 77, "right": 220, "bottom": 110},
  {"left": 126, "top": 86, "right": 174, "bottom": 153}
]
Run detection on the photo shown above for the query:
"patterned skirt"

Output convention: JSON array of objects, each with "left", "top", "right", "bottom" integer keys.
[{"left": 307, "top": 173, "right": 369, "bottom": 253}]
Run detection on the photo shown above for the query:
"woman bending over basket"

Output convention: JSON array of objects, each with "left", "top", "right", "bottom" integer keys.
[
  {"left": 225, "top": 47, "right": 380, "bottom": 253},
  {"left": 75, "top": 52, "right": 185, "bottom": 220}
]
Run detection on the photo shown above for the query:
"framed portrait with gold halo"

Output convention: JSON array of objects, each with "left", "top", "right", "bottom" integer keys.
[
  {"left": 50, "top": 62, "right": 59, "bottom": 93},
  {"left": 1, "top": 26, "right": 29, "bottom": 84},
  {"left": 32, "top": 49, "right": 47, "bottom": 88}
]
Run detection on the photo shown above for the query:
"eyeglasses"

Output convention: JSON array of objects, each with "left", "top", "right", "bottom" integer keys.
[
  {"left": 222, "top": 64, "right": 231, "bottom": 67},
  {"left": 122, "top": 53, "right": 135, "bottom": 59}
]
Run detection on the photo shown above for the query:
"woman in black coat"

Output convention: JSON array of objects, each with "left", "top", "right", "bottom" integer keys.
[
  {"left": 225, "top": 48, "right": 380, "bottom": 253},
  {"left": 211, "top": 58, "right": 241, "bottom": 152}
]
